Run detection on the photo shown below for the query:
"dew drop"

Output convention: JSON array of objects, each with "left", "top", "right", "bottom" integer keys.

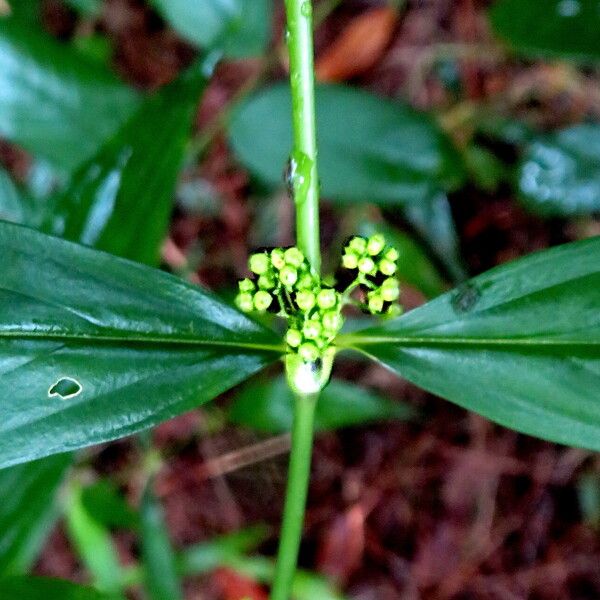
[{"left": 451, "top": 283, "right": 481, "bottom": 314}]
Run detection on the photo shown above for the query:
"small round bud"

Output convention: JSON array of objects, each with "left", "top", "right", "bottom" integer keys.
[
  {"left": 284, "top": 247, "right": 305, "bottom": 268},
  {"left": 381, "top": 278, "right": 400, "bottom": 302},
  {"left": 348, "top": 236, "right": 367, "bottom": 254},
  {"left": 298, "top": 342, "right": 319, "bottom": 362},
  {"left": 258, "top": 274, "right": 276, "bottom": 290},
  {"left": 296, "top": 290, "right": 316, "bottom": 311},
  {"left": 317, "top": 288, "right": 337, "bottom": 309},
  {"left": 253, "top": 290, "right": 273, "bottom": 312},
  {"left": 297, "top": 273, "right": 315, "bottom": 290},
  {"left": 322, "top": 311, "right": 342, "bottom": 333},
  {"left": 279, "top": 265, "right": 298, "bottom": 287},
  {"left": 249, "top": 253, "right": 270, "bottom": 275},
  {"left": 342, "top": 253, "right": 359, "bottom": 270},
  {"left": 235, "top": 292, "right": 254, "bottom": 313},
  {"left": 238, "top": 278, "right": 255, "bottom": 293},
  {"left": 384, "top": 247, "right": 399, "bottom": 262},
  {"left": 286, "top": 328, "right": 303, "bottom": 348},
  {"left": 302, "top": 320, "right": 322, "bottom": 340},
  {"left": 358, "top": 256, "right": 376, "bottom": 274},
  {"left": 270, "top": 248, "right": 286, "bottom": 270},
  {"left": 368, "top": 292, "right": 384, "bottom": 314},
  {"left": 367, "top": 234, "right": 385, "bottom": 256},
  {"left": 379, "top": 258, "right": 397, "bottom": 276},
  {"left": 386, "top": 304, "right": 403, "bottom": 318}
]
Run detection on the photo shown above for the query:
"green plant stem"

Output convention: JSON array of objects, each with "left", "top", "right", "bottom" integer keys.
[
  {"left": 271, "top": 392, "right": 317, "bottom": 600},
  {"left": 285, "top": 0, "right": 321, "bottom": 273}
]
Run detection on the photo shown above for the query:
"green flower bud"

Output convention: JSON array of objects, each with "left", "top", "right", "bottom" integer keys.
[
  {"left": 379, "top": 258, "right": 397, "bottom": 276},
  {"left": 257, "top": 274, "right": 276, "bottom": 290},
  {"left": 381, "top": 278, "right": 400, "bottom": 302},
  {"left": 279, "top": 265, "right": 298, "bottom": 287},
  {"left": 386, "top": 304, "right": 403, "bottom": 318},
  {"left": 322, "top": 311, "right": 343, "bottom": 333},
  {"left": 297, "top": 273, "right": 315, "bottom": 290},
  {"left": 253, "top": 290, "right": 273, "bottom": 312},
  {"left": 302, "top": 320, "right": 322, "bottom": 340},
  {"left": 284, "top": 247, "right": 305, "bottom": 268},
  {"left": 238, "top": 278, "right": 255, "bottom": 293},
  {"left": 235, "top": 292, "right": 254, "bottom": 313},
  {"left": 271, "top": 248, "right": 286, "bottom": 270},
  {"left": 358, "top": 256, "right": 376, "bottom": 274},
  {"left": 286, "top": 328, "right": 303, "bottom": 348},
  {"left": 384, "top": 247, "right": 399, "bottom": 262},
  {"left": 317, "top": 288, "right": 337, "bottom": 309},
  {"left": 298, "top": 341, "right": 320, "bottom": 362},
  {"left": 367, "top": 233, "right": 385, "bottom": 256},
  {"left": 368, "top": 291, "right": 384, "bottom": 314},
  {"left": 348, "top": 236, "right": 367, "bottom": 254},
  {"left": 249, "top": 253, "right": 270, "bottom": 275},
  {"left": 296, "top": 290, "right": 316, "bottom": 311},
  {"left": 342, "top": 252, "right": 359, "bottom": 270}
]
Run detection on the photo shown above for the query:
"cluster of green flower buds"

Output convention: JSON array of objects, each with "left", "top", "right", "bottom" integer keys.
[
  {"left": 340, "top": 234, "right": 402, "bottom": 317},
  {"left": 235, "top": 247, "right": 345, "bottom": 362},
  {"left": 235, "top": 233, "right": 402, "bottom": 362}
]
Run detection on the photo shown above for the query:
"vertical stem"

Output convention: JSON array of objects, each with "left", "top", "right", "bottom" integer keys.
[
  {"left": 271, "top": 392, "right": 317, "bottom": 600},
  {"left": 285, "top": 0, "right": 321, "bottom": 274}
]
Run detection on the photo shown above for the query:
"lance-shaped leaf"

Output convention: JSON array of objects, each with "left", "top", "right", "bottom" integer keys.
[
  {"left": 0, "top": 223, "right": 283, "bottom": 469},
  {"left": 0, "top": 453, "right": 72, "bottom": 576},
  {"left": 43, "top": 64, "right": 209, "bottom": 266},
  {"left": 0, "top": 576, "right": 110, "bottom": 599},
  {"left": 0, "top": 19, "right": 138, "bottom": 171},
  {"left": 338, "top": 237, "right": 600, "bottom": 450}
]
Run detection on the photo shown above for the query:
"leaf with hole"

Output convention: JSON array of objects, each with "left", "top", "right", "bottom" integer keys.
[
  {"left": 0, "top": 454, "right": 72, "bottom": 576},
  {"left": 0, "top": 222, "right": 283, "bottom": 469},
  {"left": 0, "top": 18, "right": 138, "bottom": 171},
  {"left": 229, "top": 83, "right": 464, "bottom": 206},
  {"left": 518, "top": 124, "right": 600, "bottom": 217},
  {"left": 43, "top": 62, "right": 209, "bottom": 266},
  {"left": 340, "top": 237, "right": 600, "bottom": 450},
  {"left": 489, "top": 0, "right": 600, "bottom": 62},
  {"left": 230, "top": 375, "right": 413, "bottom": 433}
]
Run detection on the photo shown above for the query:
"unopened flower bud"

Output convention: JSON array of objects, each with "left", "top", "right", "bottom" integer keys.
[
  {"left": 317, "top": 288, "right": 337, "bottom": 309},
  {"left": 258, "top": 274, "right": 276, "bottom": 290},
  {"left": 381, "top": 278, "right": 400, "bottom": 302},
  {"left": 303, "top": 320, "right": 322, "bottom": 340},
  {"left": 249, "top": 253, "right": 270, "bottom": 275},
  {"left": 379, "top": 258, "right": 397, "bottom": 276},
  {"left": 286, "top": 328, "right": 303, "bottom": 348},
  {"left": 279, "top": 265, "right": 298, "bottom": 287},
  {"left": 342, "top": 252, "right": 359, "bottom": 270},
  {"left": 297, "top": 273, "right": 315, "bottom": 290},
  {"left": 367, "top": 234, "right": 385, "bottom": 256},
  {"left": 348, "top": 236, "right": 367, "bottom": 254},
  {"left": 386, "top": 304, "right": 403, "bottom": 318},
  {"left": 238, "top": 278, "right": 255, "bottom": 293},
  {"left": 284, "top": 247, "right": 305, "bottom": 268},
  {"left": 235, "top": 292, "right": 254, "bottom": 313},
  {"left": 253, "top": 290, "right": 273, "bottom": 312},
  {"left": 368, "top": 292, "right": 384, "bottom": 314},
  {"left": 384, "top": 247, "right": 399, "bottom": 262},
  {"left": 358, "top": 256, "right": 376, "bottom": 274},
  {"left": 322, "top": 311, "right": 342, "bottom": 333},
  {"left": 296, "top": 290, "right": 316, "bottom": 311},
  {"left": 299, "top": 342, "right": 319, "bottom": 362}
]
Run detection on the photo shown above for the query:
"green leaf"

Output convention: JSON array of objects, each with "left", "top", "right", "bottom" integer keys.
[
  {"left": 151, "top": 0, "right": 271, "bottom": 58},
  {"left": 358, "top": 221, "right": 447, "bottom": 298},
  {"left": 44, "top": 64, "right": 209, "bottom": 265},
  {"left": 230, "top": 83, "right": 464, "bottom": 206},
  {"left": 0, "top": 222, "right": 283, "bottom": 469},
  {"left": 0, "top": 19, "right": 139, "bottom": 171},
  {"left": 402, "top": 192, "right": 467, "bottom": 282},
  {"left": 0, "top": 454, "right": 71, "bottom": 576},
  {"left": 0, "top": 576, "right": 110, "bottom": 599},
  {"left": 230, "top": 376, "right": 413, "bottom": 433},
  {"left": 81, "top": 480, "right": 139, "bottom": 531},
  {"left": 489, "top": 0, "right": 600, "bottom": 62},
  {"left": 140, "top": 482, "right": 183, "bottom": 600},
  {"left": 340, "top": 237, "right": 600, "bottom": 451},
  {"left": 518, "top": 124, "right": 600, "bottom": 217},
  {"left": 66, "top": 485, "right": 125, "bottom": 597}
]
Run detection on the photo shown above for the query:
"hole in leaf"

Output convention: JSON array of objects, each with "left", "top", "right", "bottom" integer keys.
[{"left": 48, "top": 377, "right": 82, "bottom": 400}]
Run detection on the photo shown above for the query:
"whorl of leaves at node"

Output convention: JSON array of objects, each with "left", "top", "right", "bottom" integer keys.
[{"left": 235, "top": 234, "right": 402, "bottom": 360}]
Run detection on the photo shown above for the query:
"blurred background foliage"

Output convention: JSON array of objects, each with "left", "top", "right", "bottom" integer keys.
[{"left": 1, "top": 0, "right": 600, "bottom": 598}]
